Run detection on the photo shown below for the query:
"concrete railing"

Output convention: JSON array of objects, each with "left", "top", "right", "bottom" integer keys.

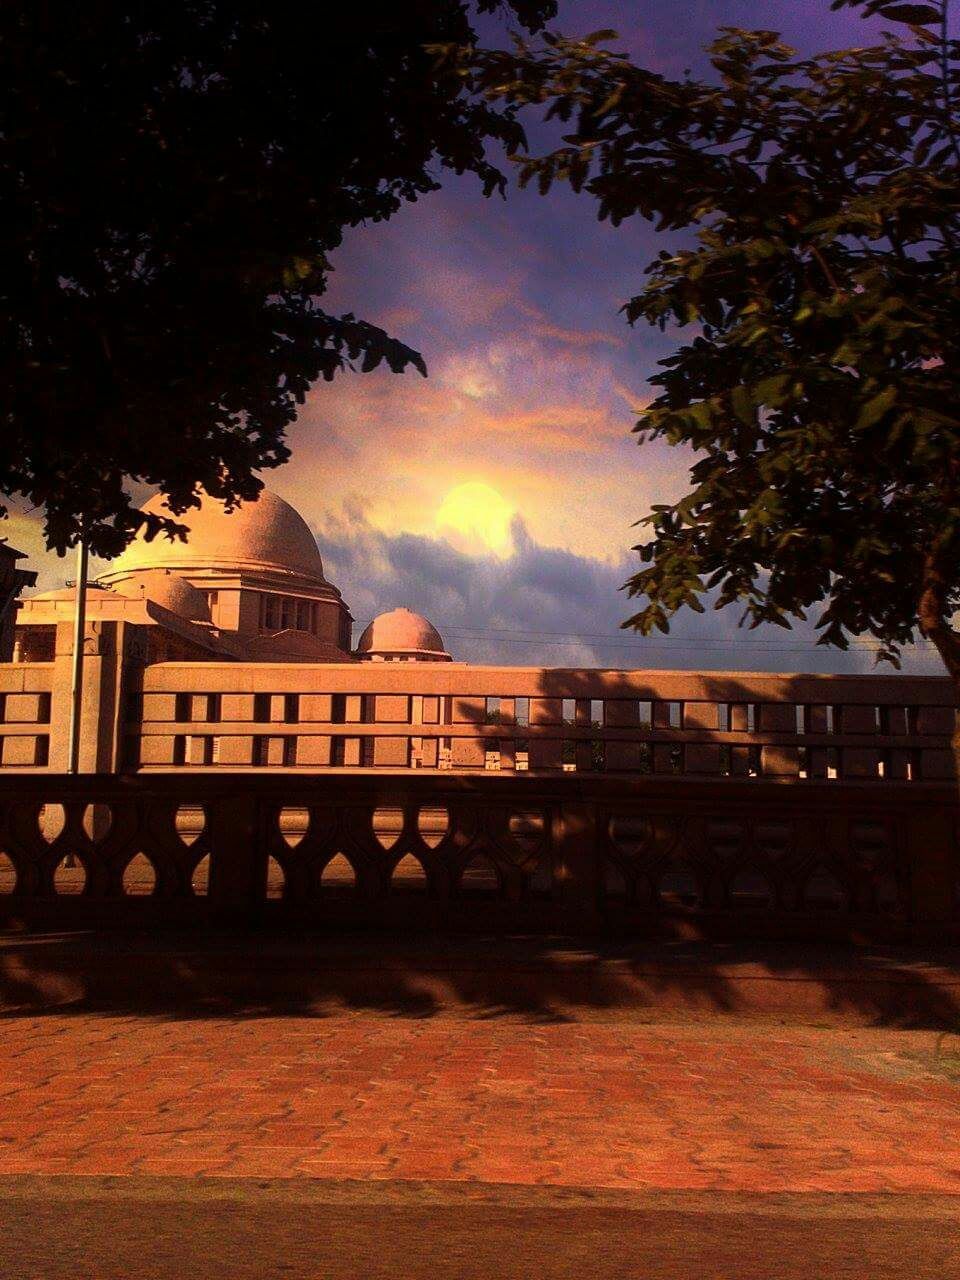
[
  {"left": 0, "top": 771, "right": 956, "bottom": 941},
  {"left": 125, "top": 664, "right": 958, "bottom": 782}
]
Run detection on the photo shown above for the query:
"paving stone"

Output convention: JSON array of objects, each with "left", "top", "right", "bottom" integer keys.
[{"left": 0, "top": 1015, "right": 957, "bottom": 1193}]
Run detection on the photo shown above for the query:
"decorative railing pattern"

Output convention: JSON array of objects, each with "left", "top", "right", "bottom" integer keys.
[
  {"left": 125, "top": 664, "right": 958, "bottom": 782},
  {"left": 0, "top": 773, "right": 956, "bottom": 940}
]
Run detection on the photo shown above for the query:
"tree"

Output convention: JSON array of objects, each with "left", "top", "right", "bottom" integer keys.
[
  {"left": 1, "top": 0, "right": 556, "bottom": 557},
  {"left": 458, "top": 3, "right": 960, "bottom": 695}
]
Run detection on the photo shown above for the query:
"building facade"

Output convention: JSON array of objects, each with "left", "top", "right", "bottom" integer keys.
[
  {"left": 0, "top": 487, "right": 956, "bottom": 780},
  {"left": 0, "top": 542, "right": 36, "bottom": 663}
]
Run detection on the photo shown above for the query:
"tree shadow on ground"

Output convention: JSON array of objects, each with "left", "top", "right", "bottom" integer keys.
[{"left": 2, "top": 927, "right": 960, "bottom": 1030}]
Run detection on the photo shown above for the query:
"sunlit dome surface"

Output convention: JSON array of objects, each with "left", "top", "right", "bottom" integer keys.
[
  {"left": 104, "top": 488, "right": 326, "bottom": 580},
  {"left": 357, "top": 607, "right": 450, "bottom": 658},
  {"left": 113, "top": 569, "right": 212, "bottom": 623}
]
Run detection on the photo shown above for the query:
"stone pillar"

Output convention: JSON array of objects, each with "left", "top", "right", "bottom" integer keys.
[
  {"left": 907, "top": 804, "right": 957, "bottom": 942},
  {"left": 208, "top": 790, "right": 265, "bottom": 924},
  {"left": 49, "top": 619, "right": 125, "bottom": 772},
  {"left": 553, "top": 799, "right": 602, "bottom": 931}
]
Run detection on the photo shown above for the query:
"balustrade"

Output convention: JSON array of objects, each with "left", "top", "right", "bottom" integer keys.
[{"left": 0, "top": 771, "right": 956, "bottom": 941}]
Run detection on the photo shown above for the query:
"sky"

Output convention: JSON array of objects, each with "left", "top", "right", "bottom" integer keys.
[{"left": 9, "top": 0, "right": 946, "bottom": 675}]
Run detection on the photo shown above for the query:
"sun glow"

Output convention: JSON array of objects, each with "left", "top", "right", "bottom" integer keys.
[{"left": 435, "top": 482, "right": 515, "bottom": 558}]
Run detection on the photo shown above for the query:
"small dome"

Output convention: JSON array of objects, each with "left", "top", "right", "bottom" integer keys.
[
  {"left": 102, "top": 488, "right": 326, "bottom": 581},
  {"left": 114, "top": 569, "right": 212, "bottom": 623},
  {"left": 357, "top": 607, "right": 451, "bottom": 660}
]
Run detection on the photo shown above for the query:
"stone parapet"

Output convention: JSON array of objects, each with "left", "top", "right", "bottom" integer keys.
[{"left": 0, "top": 771, "right": 956, "bottom": 942}]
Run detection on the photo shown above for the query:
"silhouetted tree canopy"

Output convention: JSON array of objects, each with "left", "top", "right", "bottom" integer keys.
[
  {"left": 459, "top": 0, "right": 960, "bottom": 687},
  {"left": 1, "top": 0, "right": 556, "bottom": 556}
]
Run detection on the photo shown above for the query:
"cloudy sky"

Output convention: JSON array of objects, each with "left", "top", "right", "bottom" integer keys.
[{"left": 11, "top": 1, "right": 944, "bottom": 674}]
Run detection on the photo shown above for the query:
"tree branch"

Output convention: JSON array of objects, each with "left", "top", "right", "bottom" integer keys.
[{"left": 807, "top": 242, "right": 847, "bottom": 297}]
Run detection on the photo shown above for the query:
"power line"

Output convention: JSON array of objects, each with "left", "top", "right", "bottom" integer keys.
[
  {"left": 358, "top": 622, "right": 937, "bottom": 652},
  {"left": 446, "top": 637, "right": 923, "bottom": 654},
  {"left": 357, "top": 617, "right": 938, "bottom": 654},
  {"left": 437, "top": 624, "right": 936, "bottom": 653}
]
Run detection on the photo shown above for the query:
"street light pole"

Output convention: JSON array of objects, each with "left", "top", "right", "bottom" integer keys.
[{"left": 66, "top": 532, "right": 89, "bottom": 774}]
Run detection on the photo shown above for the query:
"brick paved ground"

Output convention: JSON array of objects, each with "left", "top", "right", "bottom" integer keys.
[{"left": 1, "top": 1013, "right": 958, "bottom": 1194}]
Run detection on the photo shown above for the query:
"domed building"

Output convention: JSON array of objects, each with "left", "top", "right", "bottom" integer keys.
[
  {"left": 14, "top": 488, "right": 457, "bottom": 668},
  {"left": 95, "top": 488, "right": 354, "bottom": 661},
  {"left": 7, "top": 486, "right": 466, "bottom": 771},
  {"left": 357, "top": 608, "right": 452, "bottom": 663}
]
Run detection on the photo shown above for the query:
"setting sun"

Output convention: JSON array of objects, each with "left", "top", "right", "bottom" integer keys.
[{"left": 435, "top": 481, "right": 515, "bottom": 558}]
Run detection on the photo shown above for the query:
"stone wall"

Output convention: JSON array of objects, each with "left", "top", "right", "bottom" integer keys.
[
  {"left": 0, "top": 771, "right": 956, "bottom": 941},
  {"left": 124, "top": 662, "right": 956, "bottom": 782}
]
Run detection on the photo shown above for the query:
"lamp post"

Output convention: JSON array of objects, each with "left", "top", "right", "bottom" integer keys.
[{"left": 66, "top": 532, "right": 89, "bottom": 774}]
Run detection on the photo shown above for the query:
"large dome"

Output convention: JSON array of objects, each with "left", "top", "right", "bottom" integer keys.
[
  {"left": 357, "top": 607, "right": 450, "bottom": 660},
  {"left": 103, "top": 488, "right": 326, "bottom": 581}
]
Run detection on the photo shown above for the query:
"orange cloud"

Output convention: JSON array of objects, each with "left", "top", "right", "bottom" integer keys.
[
  {"left": 470, "top": 405, "right": 629, "bottom": 453},
  {"left": 417, "top": 267, "right": 521, "bottom": 327},
  {"left": 530, "top": 321, "right": 625, "bottom": 349}
]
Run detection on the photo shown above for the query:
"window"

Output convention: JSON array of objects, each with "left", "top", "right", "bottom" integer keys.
[
  {"left": 260, "top": 594, "right": 320, "bottom": 634},
  {"left": 261, "top": 595, "right": 280, "bottom": 631},
  {"left": 13, "top": 626, "right": 55, "bottom": 663},
  {"left": 728, "top": 703, "right": 755, "bottom": 733}
]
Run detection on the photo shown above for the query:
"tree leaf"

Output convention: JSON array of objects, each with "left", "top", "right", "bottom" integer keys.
[
  {"left": 854, "top": 386, "right": 898, "bottom": 430},
  {"left": 875, "top": 4, "right": 942, "bottom": 23}
]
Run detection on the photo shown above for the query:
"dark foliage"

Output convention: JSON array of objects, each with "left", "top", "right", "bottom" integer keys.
[
  {"left": 458, "top": 0, "right": 960, "bottom": 681},
  {"left": 1, "top": 0, "right": 556, "bottom": 555}
]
